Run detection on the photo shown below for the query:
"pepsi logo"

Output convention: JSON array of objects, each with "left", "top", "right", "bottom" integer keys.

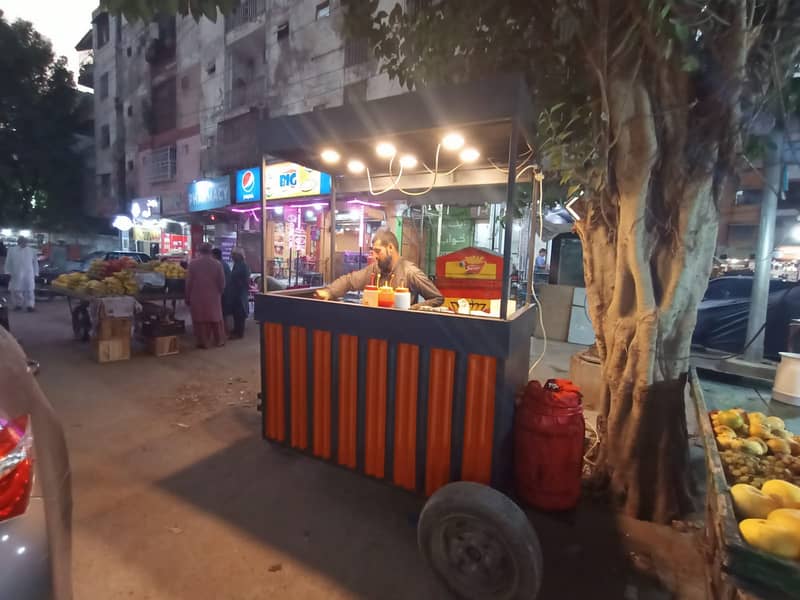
[{"left": 241, "top": 170, "right": 256, "bottom": 193}]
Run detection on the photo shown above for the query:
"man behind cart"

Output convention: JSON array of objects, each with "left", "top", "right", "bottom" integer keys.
[{"left": 315, "top": 230, "right": 443, "bottom": 308}]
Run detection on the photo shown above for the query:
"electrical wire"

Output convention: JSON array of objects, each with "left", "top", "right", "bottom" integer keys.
[{"left": 366, "top": 162, "right": 404, "bottom": 196}]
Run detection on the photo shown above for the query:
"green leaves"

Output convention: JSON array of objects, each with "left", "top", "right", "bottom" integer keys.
[{"left": 100, "top": 0, "right": 235, "bottom": 22}]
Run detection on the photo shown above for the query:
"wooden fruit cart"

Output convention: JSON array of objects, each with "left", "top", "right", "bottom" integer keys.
[
  {"left": 691, "top": 370, "right": 800, "bottom": 600},
  {"left": 255, "top": 75, "right": 546, "bottom": 599}
]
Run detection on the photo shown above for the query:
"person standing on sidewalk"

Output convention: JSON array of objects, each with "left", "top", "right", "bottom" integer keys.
[
  {"left": 185, "top": 243, "right": 226, "bottom": 348},
  {"left": 228, "top": 248, "right": 251, "bottom": 339},
  {"left": 5, "top": 236, "right": 39, "bottom": 312}
]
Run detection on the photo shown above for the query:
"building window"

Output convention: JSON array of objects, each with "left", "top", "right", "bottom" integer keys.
[
  {"left": 127, "top": 104, "right": 133, "bottom": 117},
  {"left": 99, "top": 72, "right": 109, "bottom": 99},
  {"left": 95, "top": 13, "right": 110, "bottom": 48},
  {"left": 406, "top": 0, "right": 431, "bottom": 19},
  {"left": 735, "top": 189, "right": 761, "bottom": 206},
  {"left": 316, "top": 1, "right": 331, "bottom": 19},
  {"left": 99, "top": 173, "right": 111, "bottom": 198},
  {"left": 148, "top": 145, "right": 177, "bottom": 183},
  {"left": 151, "top": 78, "right": 177, "bottom": 133},
  {"left": 343, "top": 80, "right": 367, "bottom": 104},
  {"left": 181, "top": 75, "right": 190, "bottom": 91},
  {"left": 127, "top": 160, "right": 134, "bottom": 171},
  {"left": 727, "top": 224, "right": 757, "bottom": 247},
  {"left": 127, "top": 46, "right": 132, "bottom": 57},
  {"left": 344, "top": 37, "right": 369, "bottom": 67},
  {"left": 100, "top": 124, "right": 110, "bottom": 148},
  {"left": 277, "top": 22, "right": 289, "bottom": 42}
]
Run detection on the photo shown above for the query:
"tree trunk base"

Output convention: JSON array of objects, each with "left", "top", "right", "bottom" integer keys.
[{"left": 598, "top": 377, "right": 695, "bottom": 523}]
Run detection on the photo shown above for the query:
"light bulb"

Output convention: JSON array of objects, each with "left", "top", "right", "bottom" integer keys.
[
  {"left": 792, "top": 224, "right": 800, "bottom": 241},
  {"left": 441, "top": 133, "right": 465, "bottom": 151},
  {"left": 347, "top": 159, "right": 366, "bottom": 174},
  {"left": 399, "top": 154, "right": 418, "bottom": 169},
  {"left": 459, "top": 147, "right": 480, "bottom": 163},
  {"left": 320, "top": 149, "right": 340, "bottom": 164},
  {"left": 305, "top": 210, "right": 315, "bottom": 219},
  {"left": 375, "top": 142, "right": 396, "bottom": 159}
]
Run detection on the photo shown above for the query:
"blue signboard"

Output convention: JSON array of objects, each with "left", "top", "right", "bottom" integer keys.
[
  {"left": 188, "top": 176, "right": 231, "bottom": 212},
  {"left": 235, "top": 167, "right": 262, "bottom": 203}
]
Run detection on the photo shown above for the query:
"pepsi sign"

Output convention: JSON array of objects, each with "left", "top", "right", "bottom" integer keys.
[{"left": 235, "top": 167, "right": 262, "bottom": 203}]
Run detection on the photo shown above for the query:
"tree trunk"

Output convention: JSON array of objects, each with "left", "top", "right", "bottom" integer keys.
[{"left": 576, "top": 71, "right": 719, "bottom": 523}]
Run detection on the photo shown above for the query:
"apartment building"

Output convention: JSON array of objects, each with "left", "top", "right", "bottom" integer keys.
[{"left": 81, "top": 0, "right": 408, "bottom": 221}]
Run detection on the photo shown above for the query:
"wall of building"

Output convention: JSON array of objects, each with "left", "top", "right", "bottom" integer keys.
[{"left": 89, "top": 0, "right": 412, "bottom": 220}]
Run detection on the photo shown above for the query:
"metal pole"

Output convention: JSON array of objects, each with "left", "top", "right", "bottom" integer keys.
[
  {"left": 743, "top": 129, "right": 782, "bottom": 362},
  {"left": 261, "top": 172, "right": 268, "bottom": 293},
  {"left": 525, "top": 180, "right": 536, "bottom": 305},
  {"left": 500, "top": 121, "right": 519, "bottom": 320},
  {"left": 436, "top": 203, "right": 444, "bottom": 257},
  {"left": 328, "top": 177, "right": 337, "bottom": 283}
]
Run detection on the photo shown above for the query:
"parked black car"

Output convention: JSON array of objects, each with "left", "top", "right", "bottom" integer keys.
[{"left": 692, "top": 275, "right": 800, "bottom": 357}]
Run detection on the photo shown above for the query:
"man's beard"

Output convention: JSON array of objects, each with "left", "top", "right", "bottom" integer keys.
[{"left": 378, "top": 255, "right": 392, "bottom": 272}]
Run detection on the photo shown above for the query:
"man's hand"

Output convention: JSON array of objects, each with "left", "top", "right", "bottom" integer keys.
[{"left": 314, "top": 289, "right": 331, "bottom": 300}]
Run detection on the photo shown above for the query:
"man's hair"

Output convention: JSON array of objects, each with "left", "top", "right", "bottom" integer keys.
[
  {"left": 372, "top": 229, "right": 399, "bottom": 250},
  {"left": 211, "top": 248, "right": 222, "bottom": 260},
  {"left": 539, "top": 248, "right": 546, "bottom": 254},
  {"left": 198, "top": 242, "right": 212, "bottom": 255}
]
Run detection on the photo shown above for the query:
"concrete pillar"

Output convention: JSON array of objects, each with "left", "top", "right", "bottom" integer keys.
[{"left": 743, "top": 130, "right": 782, "bottom": 362}]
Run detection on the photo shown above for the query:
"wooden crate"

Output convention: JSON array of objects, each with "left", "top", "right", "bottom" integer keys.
[
  {"left": 91, "top": 337, "right": 131, "bottom": 363},
  {"left": 96, "top": 317, "right": 132, "bottom": 341},
  {"left": 147, "top": 335, "right": 179, "bottom": 357}
]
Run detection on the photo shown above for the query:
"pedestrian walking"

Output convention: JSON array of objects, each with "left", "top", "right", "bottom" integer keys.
[
  {"left": 5, "top": 236, "right": 39, "bottom": 312},
  {"left": 228, "top": 248, "right": 251, "bottom": 339},
  {"left": 211, "top": 247, "right": 233, "bottom": 331},
  {"left": 185, "top": 243, "right": 226, "bottom": 349}
]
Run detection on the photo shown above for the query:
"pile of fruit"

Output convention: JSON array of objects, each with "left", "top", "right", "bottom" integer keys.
[
  {"left": 87, "top": 257, "right": 138, "bottom": 280},
  {"left": 730, "top": 480, "right": 800, "bottom": 561},
  {"left": 53, "top": 272, "right": 89, "bottom": 290},
  {"left": 712, "top": 409, "right": 800, "bottom": 489},
  {"left": 152, "top": 261, "right": 186, "bottom": 279},
  {"left": 53, "top": 261, "right": 139, "bottom": 297}
]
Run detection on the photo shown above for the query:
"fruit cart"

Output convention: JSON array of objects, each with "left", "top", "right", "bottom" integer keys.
[
  {"left": 254, "top": 75, "right": 546, "bottom": 599},
  {"left": 691, "top": 370, "right": 800, "bottom": 600},
  {"left": 49, "top": 257, "right": 186, "bottom": 342}
]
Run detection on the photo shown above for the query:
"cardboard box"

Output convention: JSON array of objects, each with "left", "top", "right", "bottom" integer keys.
[
  {"left": 92, "top": 337, "right": 131, "bottom": 363},
  {"left": 147, "top": 335, "right": 179, "bottom": 357}
]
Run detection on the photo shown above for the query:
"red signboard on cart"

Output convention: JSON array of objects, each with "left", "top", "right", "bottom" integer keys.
[{"left": 435, "top": 247, "right": 504, "bottom": 313}]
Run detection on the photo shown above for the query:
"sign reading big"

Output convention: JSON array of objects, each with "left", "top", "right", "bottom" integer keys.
[{"left": 263, "top": 161, "right": 331, "bottom": 201}]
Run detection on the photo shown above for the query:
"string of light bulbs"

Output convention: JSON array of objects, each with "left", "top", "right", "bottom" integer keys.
[{"left": 318, "top": 132, "right": 482, "bottom": 197}]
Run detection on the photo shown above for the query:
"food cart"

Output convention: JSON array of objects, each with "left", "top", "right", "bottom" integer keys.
[{"left": 254, "top": 75, "right": 546, "bottom": 598}]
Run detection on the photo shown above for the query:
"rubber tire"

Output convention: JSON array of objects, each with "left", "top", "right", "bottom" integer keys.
[{"left": 418, "top": 482, "right": 543, "bottom": 600}]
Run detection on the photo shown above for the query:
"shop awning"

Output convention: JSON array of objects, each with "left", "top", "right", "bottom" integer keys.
[{"left": 257, "top": 73, "right": 535, "bottom": 179}]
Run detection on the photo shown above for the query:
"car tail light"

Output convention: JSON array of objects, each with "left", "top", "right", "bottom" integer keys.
[{"left": 0, "top": 415, "right": 33, "bottom": 521}]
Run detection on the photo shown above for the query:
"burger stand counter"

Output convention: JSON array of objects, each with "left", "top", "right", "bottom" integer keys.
[{"left": 256, "top": 289, "right": 536, "bottom": 494}]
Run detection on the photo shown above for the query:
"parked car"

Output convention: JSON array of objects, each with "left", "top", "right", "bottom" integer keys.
[
  {"left": 36, "top": 251, "right": 152, "bottom": 286},
  {"left": 692, "top": 275, "right": 800, "bottom": 357},
  {"left": 0, "top": 322, "right": 72, "bottom": 599}
]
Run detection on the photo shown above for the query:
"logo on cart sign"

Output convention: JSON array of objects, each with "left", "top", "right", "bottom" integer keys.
[{"left": 460, "top": 256, "right": 487, "bottom": 275}]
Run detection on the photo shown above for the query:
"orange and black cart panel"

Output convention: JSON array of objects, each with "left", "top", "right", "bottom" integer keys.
[{"left": 257, "top": 292, "right": 536, "bottom": 495}]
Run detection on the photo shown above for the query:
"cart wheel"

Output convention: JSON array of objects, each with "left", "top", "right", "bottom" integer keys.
[{"left": 418, "top": 482, "right": 542, "bottom": 600}]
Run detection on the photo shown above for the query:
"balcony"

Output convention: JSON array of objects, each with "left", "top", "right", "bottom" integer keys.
[
  {"left": 78, "top": 59, "right": 94, "bottom": 89},
  {"left": 225, "top": 0, "right": 267, "bottom": 34},
  {"left": 225, "top": 76, "right": 265, "bottom": 113}
]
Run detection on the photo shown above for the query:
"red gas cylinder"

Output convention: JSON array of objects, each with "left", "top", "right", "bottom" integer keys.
[{"left": 514, "top": 379, "right": 585, "bottom": 511}]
